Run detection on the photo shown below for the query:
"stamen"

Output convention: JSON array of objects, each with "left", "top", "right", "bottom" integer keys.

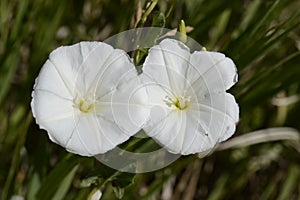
[
  {"left": 74, "top": 97, "right": 95, "bottom": 113},
  {"left": 164, "top": 95, "right": 191, "bottom": 110},
  {"left": 163, "top": 96, "right": 174, "bottom": 107}
]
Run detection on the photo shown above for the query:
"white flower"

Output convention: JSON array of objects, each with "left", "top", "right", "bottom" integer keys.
[
  {"left": 31, "top": 41, "right": 149, "bottom": 156},
  {"left": 141, "top": 38, "right": 239, "bottom": 155}
]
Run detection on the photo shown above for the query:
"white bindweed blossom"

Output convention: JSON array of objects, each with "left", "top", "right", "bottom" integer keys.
[
  {"left": 141, "top": 38, "right": 239, "bottom": 155},
  {"left": 31, "top": 41, "right": 149, "bottom": 156}
]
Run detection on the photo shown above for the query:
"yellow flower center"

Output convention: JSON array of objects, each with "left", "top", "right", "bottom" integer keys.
[
  {"left": 74, "top": 97, "right": 95, "bottom": 113},
  {"left": 165, "top": 95, "right": 190, "bottom": 110}
]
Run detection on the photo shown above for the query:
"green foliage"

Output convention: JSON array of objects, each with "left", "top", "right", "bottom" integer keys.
[{"left": 0, "top": 0, "right": 300, "bottom": 199}]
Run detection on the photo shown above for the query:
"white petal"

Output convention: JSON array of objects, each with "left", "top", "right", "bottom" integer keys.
[
  {"left": 188, "top": 51, "right": 238, "bottom": 93},
  {"left": 142, "top": 38, "right": 191, "bottom": 96},
  {"left": 189, "top": 92, "right": 239, "bottom": 144},
  {"left": 31, "top": 90, "right": 73, "bottom": 128},
  {"left": 75, "top": 43, "right": 129, "bottom": 96},
  {"left": 145, "top": 92, "right": 239, "bottom": 155},
  {"left": 143, "top": 107, "right": 181, "bottom": 152},
  {"left": 165, "top": 110, "right": 213, "bottom": 155},
  {"left": 65, "top": 113, "right": 130, "bottom": 156},
  {"left": 143, "top": 106, "right": 206, "bottom": 155},
  {"left": 96, "top": 75, "right": 149, "bottom": 140},
  {"left": 31, "top": 89, "right": 77, "bottom": 147},
  {"left": 48, "top": 42, "right": 102, "bottom": 96},
  {"left": 139, "top": 73, "right": 173, "bottom": 107},
  {"left": 33, "top": 60, "right": 73, "bottom": 100},
  {"left": 93, "top": 49, "right": 138, "bottom": 98}
]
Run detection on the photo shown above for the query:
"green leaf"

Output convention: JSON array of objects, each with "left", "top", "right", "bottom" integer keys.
[
  {"left": 36, "top": 155, "right": 84, "bottom": 200},
  {"left": 208, "top": 9, "right": 231, "bottom": 48},
  {"left": 26, "top": 172, "right": 41, "bottom": 200},
  {"left": 277, "top": 165, "right": 300, "bottom": 200},
  {"left": 151, "top": 11, "right": 165, "bottom": 27},
  {"left": 112, "top": 172, "right": 135, "bottom": 188},
  {"left": 51, "top": 165, "right": 79, "bottom": 200},
  {"left": 0, "top": 44, "right": 20, "bottom": 106},
  {"left": 238, "top": 0, "right": 261, "bottom": 33},
  {"left": 249, "top": 0, "right": 280, "bottom": 37}
]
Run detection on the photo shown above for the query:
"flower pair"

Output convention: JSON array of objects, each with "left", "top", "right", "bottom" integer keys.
[{"left": 31, "top": 39, "right": 239, "bottom": 157}]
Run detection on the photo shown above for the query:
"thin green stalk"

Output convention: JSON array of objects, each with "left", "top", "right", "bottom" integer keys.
[{"left": 141, "top": 0, "right": 158, "bottom": 24}]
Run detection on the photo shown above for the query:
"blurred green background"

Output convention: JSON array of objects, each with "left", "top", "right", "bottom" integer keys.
[{"left": 1, "top": 0, "right": 300, "bottom": 199}]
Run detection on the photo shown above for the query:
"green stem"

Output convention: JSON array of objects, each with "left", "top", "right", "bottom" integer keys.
[{"left": 141, "top": 0, "right": 158, "bottom": 24}]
